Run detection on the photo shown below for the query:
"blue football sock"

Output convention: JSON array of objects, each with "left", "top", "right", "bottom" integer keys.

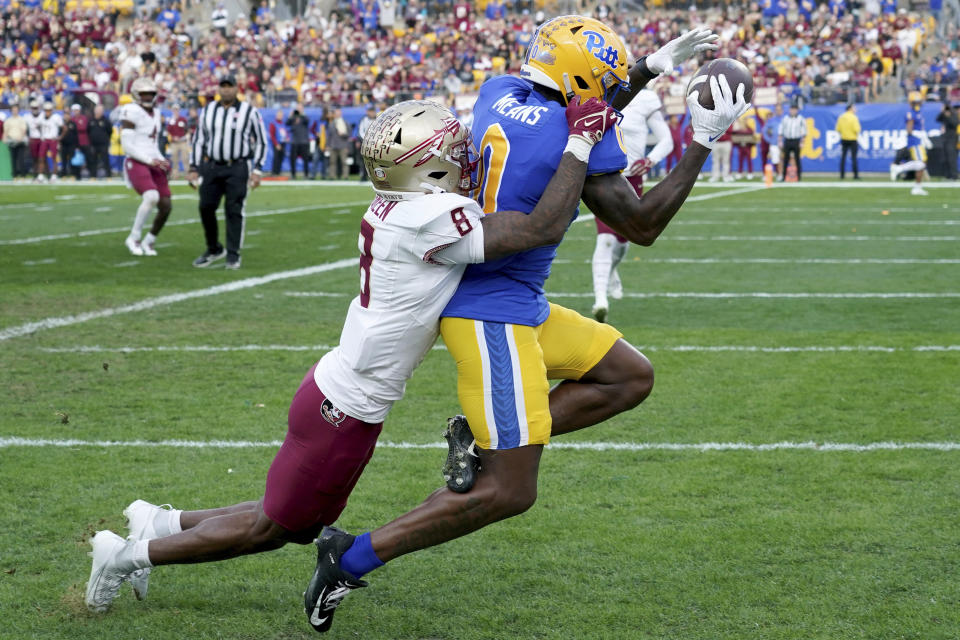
[{"left": 339, "top": 532, "right": 384, "bottom": 579}]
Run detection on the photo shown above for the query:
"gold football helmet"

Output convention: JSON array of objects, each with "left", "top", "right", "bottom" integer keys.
[
  {"left": 520, "top": 15, "right": 630, "bottom": 106},
  {"left": 130, "top": 77, "right": 159, "bottom": 108},
  {"left": 361, "top": 100, "right": 478, "bottom": 199}
]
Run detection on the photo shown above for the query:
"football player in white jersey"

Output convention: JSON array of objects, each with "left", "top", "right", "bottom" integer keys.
[
  {"left": 24, "top": 100, "right": 44, "bottom": 181},
  {"left": 38, "top": 102, "right": 63, "bottom": 183},
  {"left": 119, "top": 77, "right": 172, "bottom": 256},
  {"left": 82, "top": 96, "right": 620, "bottom": 615},
  {"left": 591, "top": 88, "right": 673, "bottom": 322}
]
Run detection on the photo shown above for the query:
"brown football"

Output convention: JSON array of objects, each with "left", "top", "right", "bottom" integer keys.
[{"left": 686, "top": 58, "right": 754, "bottom": 110}]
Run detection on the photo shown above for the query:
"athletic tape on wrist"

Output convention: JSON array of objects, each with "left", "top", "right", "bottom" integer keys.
[{"left": 564, "top": 136, "right": 593, "bottom": 162}]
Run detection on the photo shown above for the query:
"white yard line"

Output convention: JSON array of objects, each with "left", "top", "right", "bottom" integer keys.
[
  {"left": 674, "top": 220, "right": 960, "bottom": 226},
  {"left": 1, "top": 436, "right": 957, "bottom": 452},
  {"left": 0, "top": 258, "right": 359, "bottom": 342},
  {"left": 550, "top": 257, "right": 960, "bottom": 265},
  {"left": 0, "top": 201, "right": 368, "bottom": 246},
  {"left": 574, "top": 186, "right": 764, "bottom": 226},
  {"left": 37, "top": 344, "right": 960, "bottom": 354},
  {"left": 634, "top": 258, "right": 960, "bottom": 265},
  {"left": 663, "top": 235, "right": 959, "bottom": 241},
  {"left": 546, "top": 292, "right": 960, "bottom": 299}
]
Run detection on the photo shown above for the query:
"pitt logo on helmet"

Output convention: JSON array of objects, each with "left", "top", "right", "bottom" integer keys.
[
  {"left": 520, "top": 15, "right": 629, "bottom": 106},
  {"left": 582, "top": 30, "right": 620, "bottom": 67}
]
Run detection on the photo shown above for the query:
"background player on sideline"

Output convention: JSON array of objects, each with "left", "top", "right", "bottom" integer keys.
[
  {"left": 890, "top": 92, "right": 930, "bottom": 196},
  {"left": 120, "top": 77, "right": 172, "bottom": 256},
  {"left": 82, "top": 96, "right": 620, "bottom": 618},
  {"left": 592, "top": 87, "right": 673, "bottom": 323}
]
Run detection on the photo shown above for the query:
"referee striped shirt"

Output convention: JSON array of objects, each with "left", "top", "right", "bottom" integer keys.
[
  {"left": 778, "top": 114, "right": 807, "bottom": 140},
  {"left": 190, "top": 99, "right": 268, "bottom": 171}
]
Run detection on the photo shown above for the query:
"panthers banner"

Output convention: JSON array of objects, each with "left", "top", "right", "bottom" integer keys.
[{"left": 716, "top": 102, "right": 948, "bottom": 174}]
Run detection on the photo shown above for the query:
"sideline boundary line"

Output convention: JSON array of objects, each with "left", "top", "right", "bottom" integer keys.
[
  {"left": 35, "top": 344, "right": 960, "bottom": 354},
  {"left": 2, "top": 437, "right": 958, "bottom": 452},
  {"left": 0, "top": 258, "right": 359, "bottom": 342}
]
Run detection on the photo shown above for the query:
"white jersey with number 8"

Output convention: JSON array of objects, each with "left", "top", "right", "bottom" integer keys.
[{"left": 315, "top": 191, "right": 485, "bottom": 423}]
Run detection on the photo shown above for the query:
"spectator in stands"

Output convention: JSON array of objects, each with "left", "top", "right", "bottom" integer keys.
[
  {"left": 269, "top": 110, "right": 289, "bottom": 176},
  {"left": 157, "top": 4, "right": 181, "bottom": 30},
  {"left": 88, "top": 104, "right": 112, "bottom": 179},
  {"left": 211, "top": 2, "right": 229, "bottom": 36},
  {"left": 836, "top": 103, "right": 861, "bottom": 179},
  {"left": 2, "top": 104, "right": 28, "bottom": 178}
]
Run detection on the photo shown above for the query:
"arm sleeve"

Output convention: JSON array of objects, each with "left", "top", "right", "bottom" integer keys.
[
  {"left": 413, "top": 197, "right": 486, "bottom": 265},
  {"left": 250, "top": 108, "right": 267, "bottom": 171},
  {"left": 645, "top": 111, "right": 673, "bottom": 165},
  {"left": 190, "top": 106, "right": 206, "bottom": 168}
]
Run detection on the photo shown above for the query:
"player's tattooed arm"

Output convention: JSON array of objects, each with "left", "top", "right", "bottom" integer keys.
[
  {"left": 480, "top": 152, "right": 588, "bottom": 261},
  {"left": 581, "top": 142, "right": 711, "bottom": 246}
]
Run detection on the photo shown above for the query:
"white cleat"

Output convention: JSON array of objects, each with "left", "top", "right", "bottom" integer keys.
[
  {"left": 85, "top": 531, "right": 129, "bottom": 612},
  {"left": 910, "top": 185, "right": 929, "bottom": 196},
  {"left": 124, "top": 499, "right": 170, "bottom": 600},
  {"left": 592, "top": 303, "right": 608, "bottom": 324},
  {"left": 608, "top": 270, "right": 624, "bottom": 300},
  {"left": 141, "top": 241, "right": 157, "bottom": 257},
  {"left": 125, "top": 236, "right": 144, "bottom": 256}
]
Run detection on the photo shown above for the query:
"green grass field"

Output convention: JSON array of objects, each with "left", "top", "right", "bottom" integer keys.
[{"left": 1, "top": 180, "right": 958, "bottom": 639}]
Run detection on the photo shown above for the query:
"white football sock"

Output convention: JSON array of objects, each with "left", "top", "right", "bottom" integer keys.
[
  {"left": 592, "top": 233, "right": 616, "bottom": 308},
  {"left": 151, "top": 507, "right": 183, "bottom": 537},
  {"left": 114, "top": 538, "right": 153, "bottom": 573},
  {"left": 131, "top": 190, "right": 159, "bottom": 238},
  {"left": 142, "top": 232, "right": 157, "bottom": 247}
]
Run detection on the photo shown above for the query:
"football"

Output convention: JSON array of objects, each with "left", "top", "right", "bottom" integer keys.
[{"left": 686, "top": 58, "right": 754, "bottom": 110}]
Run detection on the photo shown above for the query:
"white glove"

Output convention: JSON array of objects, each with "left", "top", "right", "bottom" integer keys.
[
  {"left": 645, "top": 27, "right": 720, "bottom": 75},
  {"left": 686, "top": 74, "right": 751, "bottom": 150}
]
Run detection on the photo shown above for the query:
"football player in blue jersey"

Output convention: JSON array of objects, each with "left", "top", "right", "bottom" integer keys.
[
  {"left": 304, "top": 17, "right": 751, "bottom": 632},
  {"left": 890, "top": 91, "right": 930, "bottom": 195}
]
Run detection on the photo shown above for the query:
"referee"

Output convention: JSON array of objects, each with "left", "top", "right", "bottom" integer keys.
[
  {"left": 778, "top": 102, "right": 807, "bottom": 181},
  {"left": 188, "top": 74, "right": 267, "bottom": 269}
]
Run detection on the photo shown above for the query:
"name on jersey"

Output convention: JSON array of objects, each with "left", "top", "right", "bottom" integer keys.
[
  {"left": 370, "top": 195, "right": 399, "bottom": 221},
  {"left": 491, "top": 95, "right": 549, "bottom": 126}
]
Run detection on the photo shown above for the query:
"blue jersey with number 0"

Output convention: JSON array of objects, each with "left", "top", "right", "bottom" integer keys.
[{"left": 441, "top": 75, "right": 627, "bottom": 326}]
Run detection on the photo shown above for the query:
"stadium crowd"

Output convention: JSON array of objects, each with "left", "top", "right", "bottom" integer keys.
[{"left": 0, "top": 0, "right": 957, "bottom": 179}]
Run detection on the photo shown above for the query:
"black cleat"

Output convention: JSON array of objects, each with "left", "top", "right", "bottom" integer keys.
[
  {"left": 304, "top": 527, "right": 367, "bottom": 633},
  {"left": 192, "top": 247, "right": 226, "bottom": 268},
  {"left": 442, "top": 415, "right": 480, "bottom": 493}
]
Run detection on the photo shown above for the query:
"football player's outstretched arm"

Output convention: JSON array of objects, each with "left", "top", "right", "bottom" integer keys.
[
  {"left": 612, "top": 28, "right": 719, "bottom": 112},
  {"left": 480, "top": 97, "right": 619, "bottom": 261},
  {"left": 584, "top": 74, "right": 751, "bottom": 246}
]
